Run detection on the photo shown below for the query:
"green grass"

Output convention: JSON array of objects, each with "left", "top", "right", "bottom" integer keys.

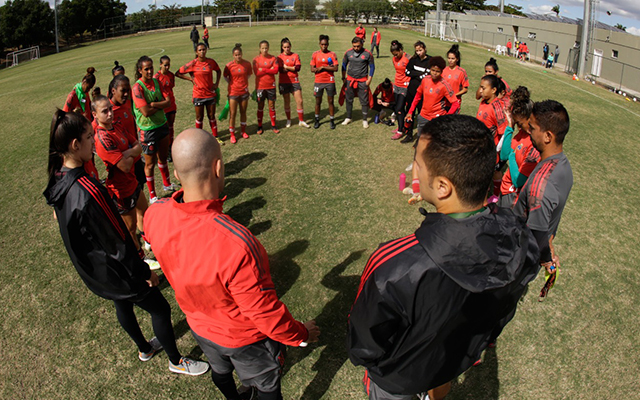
[{"left": 1, "top": 24, "right": 640, "bottom": 399}]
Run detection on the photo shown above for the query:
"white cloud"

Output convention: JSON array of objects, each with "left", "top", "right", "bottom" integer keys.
[
  {"left": 627, "top": 26, "right": 640, "bottom": 36},
  {"left": 529, "top": 5, "right": 553, "bottom": 14}
]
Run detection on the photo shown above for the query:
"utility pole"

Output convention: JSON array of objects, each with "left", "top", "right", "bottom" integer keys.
[
  {"left": 201, "top": 0, "right": 204, "bottom": 25},
  {"left": 500, "top": 0, "right": 504, "bottom": 14},
  {"left": 578, "top": 0, "right": 591, "bottom": 78},
  {"left": 54, "top": 0, "right": 59, "bottom": 53}
]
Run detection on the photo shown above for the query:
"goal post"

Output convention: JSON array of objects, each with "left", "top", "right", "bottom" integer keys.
[
  {"left": 216, "top": 14, "right": 252, "bottom": 29},
  {"left": 5, "top": 46, "right": 40, "bottom": 68}
]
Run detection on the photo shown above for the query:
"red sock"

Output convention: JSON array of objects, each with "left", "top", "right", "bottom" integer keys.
[
  {"left": 229, "top": 127, "right": 235, "bottom": 137},
  {"left": 269, "top": 108, "right": 277, "bottom": 127},
  {"left": 158, "top": 163, "right": 171, "bottom": 187},
  {"left": 241, "top": 122, "right": 247, "bottom": 134},
  {"left": 284, "top": 108, "right": 291, "bottom": 120},
  {"left": 210, "top": 119, "right": 218, "bottom": 137},
  {"left": 412, "top": 179, "right": 420, "bottom": 195},
  {"left": 297, "top": 109, "right": 304, "bottom": 122},
  {"left": 257, "top": 110, "right": 264, "bottom": 127},
  {"left": 195, "top": 119, "right": 203, "bottom": 129},
  {"left": 146, "top": 176, "right": 156, "bottom": 199},
  {"left": 493, "top": 179, "right": 502, "bottom": 197}
]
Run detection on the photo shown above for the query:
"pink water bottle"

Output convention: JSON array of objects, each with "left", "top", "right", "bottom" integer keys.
[{"left": 399, "top": 173, "right": 406, "bottom": 191}]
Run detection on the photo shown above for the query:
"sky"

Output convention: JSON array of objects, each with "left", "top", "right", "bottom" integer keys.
[{"left": 3, "top": 0, "right": 638, "bottom": 36}]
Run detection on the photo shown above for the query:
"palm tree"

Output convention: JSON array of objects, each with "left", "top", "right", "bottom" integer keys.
[{"left": 551, "top": 4, "right": 560, "bottom": 17}]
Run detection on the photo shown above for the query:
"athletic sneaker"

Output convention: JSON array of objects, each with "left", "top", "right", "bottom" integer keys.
[
  {"left": 149, "top": 197, "right": 158, "bottom": 204},
  {"left": 169, "top": 357, "right": 209, "bottom": 376},
  {"left": 272, "top": 127, "right": 280, "bottom": 134},
  {"left": 163, "top": 183, "right": 180, "bottom": 192},
  {"left": 390, "top": 128, "right": 399, "bottom": 135},
  {"left": 285, "top": 120, "right": 292, "bottom": 128},
  {"left": 383, "top": 120, "right": 395, "bottom": 126},
  {"left": 391, "top": 132, "right": 403, "bottom": 140},
  {"left": 405, "top": 162, "right": 413, "bottom": 171},
  {"left": 299, "top": 121, "right": 310, "bottom": 128},
  {"left": 145, "top": 259, "right": 161, "bottom": 271},
  {"left": 230, "top": 134, "right": 237, "bottom": 144},
  {"left": 330, "top": 120, "right": 336, "bottom": 130},
  {"left": 139, "top": 337, "right": 163, "bottom": 361},
  {"left": 216, "top": 137, "right": 225, "bottom": 146},
  {"left": 400, "top": 133, "right": 414, "bottom": 144},
  {"left": 256, "top": 127, "right": 264, "bottom": 135},
  {"left": 402, "top": 187, "right": 413, "bottom": 195},
  {"left": 314, "top": 118, "right": 320, "bottom": 129},
  {"left": 408, "top": 194, "right": 422, "bottom": 205},
  {"left": 342, "top": 118, "right": 352, "bottom": 125},
  {"left": 242, "top": 132, "right": 250, "bottom": 139},
  {"left": 363, "top": 120, "right": 369, "bottom": 129},
  {"left": 143, "top": 240, "right": 152, "bottom": 251},
  {"left": 417, "top": 393, "right": 431, "bottom": 400}
]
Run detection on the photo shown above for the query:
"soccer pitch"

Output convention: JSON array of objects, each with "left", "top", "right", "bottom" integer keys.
[{"left": 1, "top": 24, "right": 639, "bottom": 399}]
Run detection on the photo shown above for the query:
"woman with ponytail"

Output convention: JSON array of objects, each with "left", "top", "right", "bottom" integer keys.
[
  {"left": 63, "top": 67, "right": 96, "bottom": 122},
  {"left": 475, "top": 57, "right": 511, "bottom": 101},
  {"left": 389, "top": 40, "right": 411, "bottom": 140},
  {"left": 43, "top": 110, "right": 208, "bottom": 377},
  {"left": 223, "top": 43, "right": 253, "bottom": 144}
]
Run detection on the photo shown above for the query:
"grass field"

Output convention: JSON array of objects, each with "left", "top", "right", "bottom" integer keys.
[{"left": 1, "top": 24, "right": 640, "bottom": 399}]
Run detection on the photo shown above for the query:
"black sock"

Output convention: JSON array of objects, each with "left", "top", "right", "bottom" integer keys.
[{"left": 257, "top": 388, "right": 282, "bottom": 400}]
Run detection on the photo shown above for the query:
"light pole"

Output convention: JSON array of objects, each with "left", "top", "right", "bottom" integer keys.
[
  {"left": 54, "top": 0, "right": 59, "bottom": 53},
  {"left": 578, "top": 0, "right": 592, "bottom": 78}
]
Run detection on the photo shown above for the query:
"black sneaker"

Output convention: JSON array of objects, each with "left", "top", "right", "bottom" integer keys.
[
  {"left": 314, "top": 118, "right": 320, "bottom": 129},
  {"left": 400, "top": 133, "right": 414, "bottom": 144},
  {"left": 330, "top": 119, "right": 336, "bottom": 130}
]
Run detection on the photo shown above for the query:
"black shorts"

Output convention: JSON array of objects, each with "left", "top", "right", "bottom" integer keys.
[
  {"left": 278, "top": 82, "right": 302, "bottom": 95},
  {"left": 193, "top": 97, "right": 216, "bottom": 107},
  {"left": 314, "top": 82, "right": 336, "bottom": 97},
  {"left": 112, "top": 184, "right": 142, "bottom": 215},
  {"left": 229, "top": 92, "right": 250, "bottom": 102},
  {"left": 138, "top": 124, "right": 169, "bottom": 155},
  {"left": 191, "top": 330, "right": 285, "bottom": 393},
  {"left": 256, "top": 88, "right": 276, "bottom": 101}
]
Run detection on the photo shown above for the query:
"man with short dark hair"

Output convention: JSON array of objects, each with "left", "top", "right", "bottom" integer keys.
[
  {"left": 513, "top": 100, "right": 573, "bottom": 301},
  {"left": 341, "top": 37, "right": 375, "bottom": 128},
  {"left": 348, "top": 115, "right": 540, "bottom": 400},
  {"left": 145, "top": 128, "right": 320, "bottom": 400},
  {"left": 190, "top": 25, "right": 199, "bottom": 51}
]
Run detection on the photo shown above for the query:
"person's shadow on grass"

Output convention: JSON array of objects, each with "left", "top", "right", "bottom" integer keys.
[
  {"left": 448, "top": 347, "right": 500, "bottom": 399},
  {"left": 269, "top": 240, "right": 309, "bottom": 299},
  {"left": 285, "top": 250, "right": 366, "bottom": 400},
  {"left": 224, "top": 151, "right": 267, "bottom": 177}
]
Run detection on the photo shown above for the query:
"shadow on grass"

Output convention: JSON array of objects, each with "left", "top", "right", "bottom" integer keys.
[
  {"left": 225, "top": 151, "right": 267, "bottom": 177},
  {"left": 227, "top": 196, "right": 267, "bottom": 228},
  {"left": 224, "top": 177, "right": 267, "bottom": 200},
  {"left": 449, "top": 347, "right": 499, "bottom": 400},
  {"left": 284, "top": 250, "right": 366, "bottom": 400},
  {"left": 269, "top": 240, "right": 309, "bottom": 299}
]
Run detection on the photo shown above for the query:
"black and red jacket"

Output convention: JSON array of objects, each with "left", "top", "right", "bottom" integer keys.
[
  {"left": 44, "top": 167, "right": 151, "bottom": 301},
  {"left": 348, "top": 205, "right": 540, "bottom": 395}
]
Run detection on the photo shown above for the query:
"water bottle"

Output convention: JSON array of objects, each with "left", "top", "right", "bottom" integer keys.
[
  {"left": 399, "top": 173, "right": 406, "bottom": 191},
  {"left": 328, "top": 57, "right": 333, "bottom": 66}
]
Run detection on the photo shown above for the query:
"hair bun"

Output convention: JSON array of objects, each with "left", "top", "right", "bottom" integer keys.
[
  {"left": 114, "top": 61, "right": 119, "bottom": 67},
  {"left": 86, "top": 67, "right": 96, "bottom": 74},
  {"left": 489, "top": 57, "right": 496, "bottom": 63},
  {"left": 235, "top": 43, "right": 242, "bottom": 48}
]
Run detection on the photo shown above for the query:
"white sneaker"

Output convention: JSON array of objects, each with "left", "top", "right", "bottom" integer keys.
[
  {"left": 143, "top": 240, "right": 152, "bottom": 251},
  {"left": 402, "top": 187, "right": 413, "bottom": 195},
  {"left": 145, "top": 259, "right": 161, "bottom": 271},
  {"left": 362, "top": 120, "right": 369, "bottom": 129},
  {"left": 342, "top": 118, "right": 352, "bottom": 125},
  {"left": 169, "top": 357, "right": 210, "bottom": 376},
  {"left": 405, "top": 162, "right": 413, "bottom": 172},
  {"left": 163, "top": 183, "right": 180, "bottom": 192},
  {"left": 299, "top": 121, "right": 310, "bottom": 128},
  {"left": 149, "top": 197, "right": 158, "bottom": 204},
  {"left": 139, "top": 337, "right": 163, "bottom": 361},
  {"left": 285, "top": 120, "right": 292, "bottom": 128}
]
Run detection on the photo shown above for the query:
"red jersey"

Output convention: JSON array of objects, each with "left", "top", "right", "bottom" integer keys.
[
  {"left": 111, "top": 98, "right": 140, "bottom": 163},
  {"left": 278, "top": 52, "right": 301, "bottom": 84},
  {"left": 501, "top": 129, "right": 540, "bottom": 195},
  {"left": 310, "top": 50, "right": 338, "bottom": 84},
  {"left": 94, "top": 124, "right": 138, "bottom": 199},
  {"left": 252, "top": 54, "right": 279, "bottom": 90},
  {"left": 442, "top": 66, "right": 469, "bottom": 100},
  {"left": 373, "top": 83, "right": 394, "bottom": 103},
  {"left": 355, "top": 26, "right": 366, "bottom": 40},
  {"left": 63, "top": 88, "right": 92, "bottom": 122},
  {"left": 154, "top": 71, "right": 177, "bottom": 113},
  {"left": 84, "top": 160, "right": 99, "bottom": 180},
  {"left": 223, "top": 60, "right": 253, "bottom": 96},
  {"left": 144, "top": 193, "right": 309, "bottom": 348},
  {"left": 392, "top": 52, "right": 411, "bottom": 88},
  {"left": 415, "top": 77, "right": 458, "bottom": 120},
  {"left": 476, "top": 98, "right": 508, "bottom": 146},
  {"left": 178, "top": 58, "right": 221, "bottom": 99}
]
